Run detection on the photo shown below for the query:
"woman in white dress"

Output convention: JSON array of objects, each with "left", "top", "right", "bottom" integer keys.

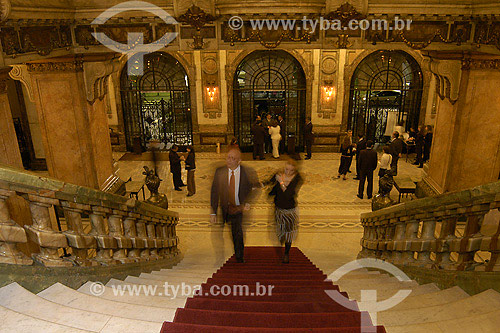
[{"left": 269, "top": 120, "right": 282, "bottom": 158}]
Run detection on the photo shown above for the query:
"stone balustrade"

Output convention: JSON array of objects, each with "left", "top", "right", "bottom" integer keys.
[
  {"left": 0, "top": 165, "right": 179, "bottom": 267},
  {"left": 359, "top": 181, "right": 500, "bottom": 272}
]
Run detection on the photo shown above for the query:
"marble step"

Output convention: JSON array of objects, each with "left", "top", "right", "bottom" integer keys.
[
  {"left": 105, "top": 279, "right": 192, "bottom": 298},
  {"left": 124, "top": 276, "right": 201, "bottom": 291},
  {"left": 338, "top": 280, "right": 419, "bottom": 293},
  {"left": 0, "top": 304, "right": 91, "bottom": 333},
  {"left": 381, "top": 289, "right": 500, "bottom": 327},
  {"left": 337, "top": 275, "right": 402, "bottom": 286},
  {"left": 78, "top": 282, "right": 188, "bottom": 308},
  {"left": 151, "top": 270, "right": 214, "bottom": 279},
  {"left": 0, "top": 283, "right": 114, "bottom": 332},
  {"left": 388, "top": 286, "right": 469, "bottom": 311},
  {"left": 38, "top": 283, "right": 176, "bottom": 322},
  {"left": 386, "top": 308, "right": 500, "bottom": 333},
  {"left": 138, "top": 272, "right": 208, "bottom": 284},
  {"left": 169, "top": 266, "right": 220, "bottom": 273},
  {"left": 347, "top": 283, "right": 440, "bottom": 301}
]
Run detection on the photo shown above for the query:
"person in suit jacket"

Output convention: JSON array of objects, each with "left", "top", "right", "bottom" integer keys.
[
  {"left": 251, "top": 120, "right": 266, "bottom": 160},
  {"left": 304, "top": 117, "right": 314, "bottom": 159},
  {"left": 278, "top": 115, "right": 286, "bottom": 154},
  {"left": 413, "top": 126, "right": 426, "bottom": 168},
  {"left": 262, "top": 113, "right": 273, "bottom": 154},
  {"left": 169, "top": 145, "right": 185, "bottom": 191},
  {"left": 354, "top": 133, "right": 367, "bottom": 180},
  {"left": 210, "top": 148, "right": 259, "bottom": 262},
  {"left": 424, "top": 125, "right": 433, "bottom": 162},
  {"left": 357, "top": 140, "right": 378, "bottom": 199},
  {"left": 185, "top": 146, "right": 196, "bottom": 197},
  {"left": 389, "top": 131, "right": 404, "bottom": 176}
]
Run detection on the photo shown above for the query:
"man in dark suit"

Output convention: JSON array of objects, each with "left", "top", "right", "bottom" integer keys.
[
  {"left": 278, "top": 115, "right": 286, "bottom": 154},
  {"left": 304, "top": 117, "right": 314, "bottom": 160},
  {"left": 262, "top": 113, "right": 273, "bottom": 154},
  {"left": 357, "top": 140, "right": 378, "bottom": 199},
  {"left": 354, "top": 133, "right": 367, "bottom": 180},
  {"left": 251, "top": 120, "right": 266, "bottom": 160},
  {"left": 169, "top": 145, "right": 185, "bottom": 191},
  {"left": 210, "top": 148, "right": 259, "bottom": 262},
  {"left": 389, "top": 131, "right": 404, "bottom": 176}
]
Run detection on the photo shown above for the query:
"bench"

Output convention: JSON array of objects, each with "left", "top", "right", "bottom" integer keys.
[{"left": 394, "top": 176, "right": 416, "bottom": 203}]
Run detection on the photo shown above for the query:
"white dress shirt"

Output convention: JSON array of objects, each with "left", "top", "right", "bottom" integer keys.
[
  {"left": 228, "top": 165, "right": 241, "bottom": 206},
  {"left": 379, "top": 153, "right": 393, "bottom": 170}
]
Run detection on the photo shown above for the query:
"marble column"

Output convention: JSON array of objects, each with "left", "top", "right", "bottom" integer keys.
[
  {"left": 423, "top": 51, "right": 500, "bottom": 193},
  {"left": 9, "top": 55, "right": 119, "bottom": 189},
  {"left": 0, "top": 68, "right": 23, "bottom": 169}
]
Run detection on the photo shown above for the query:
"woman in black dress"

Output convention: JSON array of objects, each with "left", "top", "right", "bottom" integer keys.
[
  {"left": 266, "top": 159, "right": 303, "bottom": 263},
  {"left": 337, "top": 133, "right": 354, "bottom": 180}
]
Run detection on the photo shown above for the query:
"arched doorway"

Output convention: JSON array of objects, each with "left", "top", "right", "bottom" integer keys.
[
  {"left": 120, "top": 52, "right": 192, "bottom": 151},
  {"left": 348, "top": 50, "right": 423, "bottom": 143},
  {"left": 233, "top": 50, "right": 306, "bottom": 151}
]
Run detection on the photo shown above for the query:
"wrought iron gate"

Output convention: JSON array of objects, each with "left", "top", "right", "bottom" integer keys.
[
  {"left": 233, "top": 50, "right": 306, "bottom": 151},
  {"left": 348, "top": 50, "right": 423, "bottom": 143},
  {"left": 120, "top": 52, "right": 192, "bottom": 151}
]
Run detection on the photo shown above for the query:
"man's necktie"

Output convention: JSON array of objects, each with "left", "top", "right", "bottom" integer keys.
[{"left": 229, "top": 170, "right": 236, "bottom": 206}]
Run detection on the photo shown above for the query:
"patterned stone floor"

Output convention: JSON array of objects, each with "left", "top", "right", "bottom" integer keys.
[{"left": 114, "top": 151, "right": 425, "bottom": 230}]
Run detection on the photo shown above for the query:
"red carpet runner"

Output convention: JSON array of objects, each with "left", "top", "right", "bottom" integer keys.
[{"left": 161, "top": 246, "right": 386, "bottom": 332}]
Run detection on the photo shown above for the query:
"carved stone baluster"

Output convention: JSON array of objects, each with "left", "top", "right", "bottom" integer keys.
[
  {"left": 61, "top": 202, "right": 97, "bottom": 266},
  {"left": 108, "top": 211, "right": 134, "bottom": 263},
  {"left": 123, "top": 213, "right": 145, "bottom": 261},
  {"left": 136, "top": 216, "right": 151, "bottom": 260},
  {"left": 24, "top": 194, "right": 71, "bottom": 267},
  {"left": 435, "top": 211, "right": 458, "bottom": 269},
  {"left": 413, "top": 215, "right": 437, "bottom": 268},
  {"left": 390, "top": 217, "right": 408, "bottom": 265},
  {"left": 0, "top": 189, "right": 32, "bottom": 265},
  {"left": 148, "top": 217, "right": 160, "bottom": 260},
  {"left": 481, "top": 207, "right": 500, "bottom": 272},
  {"left": 89, "top": 206, "right": 118, "bottom": 265},
  {"left": 451, "top": 206, "right": 489, "bottom": 271},
  {"left": 171, "top": 217, "right": 179, "bottom": 255},
  {"left": 401, "top": 217, "right": 419, "bottom": 265}
]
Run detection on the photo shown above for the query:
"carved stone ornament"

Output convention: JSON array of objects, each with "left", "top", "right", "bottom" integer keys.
[
  {"left": 425, "top": 58, "right": 462, "bottom": 104},
  {"left": 461, "top": 59, "right": 500, "bottom": 70},
  {"left": 324, "top": 2, "right": 366, "bottom": 26},
  {"left": 177, "top": 5, "right": 216, "bottom": 49},
  {"left": 0, "top": 0, "right": 11, "bottom": 22},
  {"left": 83, "top": 59, "right": 121, "bottom": 104},
  {"left": 321, "top": 56, "right": 337, "bottom": 74},
  {"left": 202, "top": 56, "right": 218, "bottom": 74},
  {"left": 9, "top": 65, "right": 34, "bottom": 102},
  {"left": 27, "top": 60, "right": 84, "bottom": 73}
]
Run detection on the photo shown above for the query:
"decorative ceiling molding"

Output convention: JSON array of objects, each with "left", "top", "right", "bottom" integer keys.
[
  {"left": 176, "top": 5, "right": 217, "bottom": 49},
  {"left": 324, "top": 2, "right": 366, "bottom": 26}
]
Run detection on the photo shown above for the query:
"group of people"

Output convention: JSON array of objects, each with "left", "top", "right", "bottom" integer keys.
[
  {"left": 335, "top": 126, "right": 433, "bottom": 200},
  {"left": 210, "top": 148, "right": 302, "bottom": 263},
  {"left": 251, "top": 114, "right": 315, "bottom": 160},
  {"left": 168, "top": 145, "right": 196, "bottom": 196}
]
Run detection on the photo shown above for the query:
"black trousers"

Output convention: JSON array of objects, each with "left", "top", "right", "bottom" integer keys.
[
  {"left": 253, "top": 143, "right": 264, "bottom": 159},
  {"left": 279, "top": 138, "right": 285, "bottom": 154},
  {"left": 305, "top": 140, "right": 313, "bottom": 158},
  {"left": 358, "top": 171, "right": 374, "bottom": 198},
  {"left": 390, "top": 156, "right": 399, "bottom": 176},
  {"left": 416, "top": 144, "right": 424, "bottom": 166},
  {"left": 227, "top": 213, "right": 244, "bottom": 260},
  {"left": 338, "top": 156, "right": 353, "bottom": 175},
  {"left": 265, "top": 135, "right": 272, "bottom": 153},
  {"left": 172, "top": 171, "right": 183, "bottom": 189}
]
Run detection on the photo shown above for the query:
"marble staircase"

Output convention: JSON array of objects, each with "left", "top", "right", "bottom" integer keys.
[{"left": 1, "top": 249, "right": 500, "bottom": 332}]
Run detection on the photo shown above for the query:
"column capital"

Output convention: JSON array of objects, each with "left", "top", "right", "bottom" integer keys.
[{"left": 8, "top": 64, "right": 34, "bottom": 101}]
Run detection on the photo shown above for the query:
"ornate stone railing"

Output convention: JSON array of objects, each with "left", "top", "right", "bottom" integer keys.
[
  {"left": 0, "top": 165, "right": 179, "bottom": 267},
  {"left": 359, "top": 181, "right": 500, "bottom": 272}
]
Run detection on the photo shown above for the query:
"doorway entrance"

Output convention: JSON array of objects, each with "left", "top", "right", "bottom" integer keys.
[
  {"left": 120, "top": 52, "right": 192, "bottom": 151},
  {"left": 233, "top": 50, "right": 306, "bottom": 151},
  {"left": 348, "top": 50, "right": 423, "bottom": 143}
]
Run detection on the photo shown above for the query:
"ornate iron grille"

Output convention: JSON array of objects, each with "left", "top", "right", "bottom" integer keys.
[
  {"left": 233, "top": 50, "right": 306, "bottom": 152},
  {"left": 348, "top": 50, "right": 423, "bottom": 143},
  {"left": 120, "top": 52, "right": 192, "bottom": 150}
]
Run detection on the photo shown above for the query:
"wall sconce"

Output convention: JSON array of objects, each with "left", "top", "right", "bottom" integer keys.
[
  {"left": 322, "top": 81, "right": 335, "bottom": 102},
  {"left": 206, "top": 85, "right": 217, "bottom": 102}
]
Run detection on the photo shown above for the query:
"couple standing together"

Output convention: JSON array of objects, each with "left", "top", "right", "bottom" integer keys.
[{"left": 210, "top": 148, "right": 302, "bottom": 263}]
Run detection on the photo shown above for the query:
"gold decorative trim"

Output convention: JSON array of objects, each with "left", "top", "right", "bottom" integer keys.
[
  {"left": 228, "top": 30, "right": 311, "bottom": 49},
  {"left": 461, "top": 59, "right": 500, "bottom": 70},
  {"left": 27, "top": 60, "right": 84, "bottom": 73},
  {"left": 0, "top": 0, "right": 10, "bottom": 23}
]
